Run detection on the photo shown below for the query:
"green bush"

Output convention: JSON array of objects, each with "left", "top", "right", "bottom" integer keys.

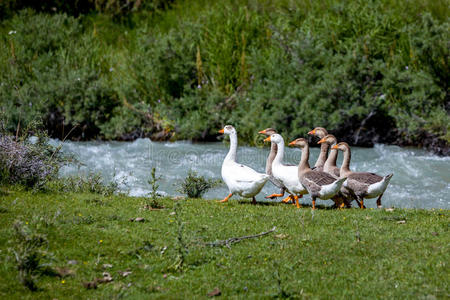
[
  {"left": 178, "top": 170, "right": 220, "bottom": 198},
  {"left": 0, "top": 0, "right": 448, "bottom": 150}
]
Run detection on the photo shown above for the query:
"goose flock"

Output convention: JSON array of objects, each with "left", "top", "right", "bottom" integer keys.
[{"left": 219, "top": 125, "right": 393, "bottom": 209}]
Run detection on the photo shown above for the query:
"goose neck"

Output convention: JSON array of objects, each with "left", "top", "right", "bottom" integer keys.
[
  {"left": 225, "top": 132, "right": 238, "bottom": 162},
  {"left": 340, "top": 148, "right": 352, "bottom": 176},
  {"left": 315, "top": 142, "right": 329, "bottom": 167},
  {"left": 298, "top": 144, "right": 311, "bottom": 175},
  {"left": 325, "top": 148, "right": 338, "bottom": 168},
  {"left": 266, "top": 142, "right": 278, "bottom": 173},
  {"left": 273, "top": 140, "right": 285, "bottom": 166}
]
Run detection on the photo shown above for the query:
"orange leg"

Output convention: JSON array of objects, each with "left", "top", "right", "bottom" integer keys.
[
  {"left": 219, "top": 193, "right": 232, "bottom": 203},
  {"left": 294, "top": 195, "right": 302, "bottom": 208},
  {"left": 282, "top": 195, "right": 293, "bottom": 203},
  {"left": 265, "top": 193, "right": 284, "bottom": 199},
  {"left": 312, "top": 198, "right": 316, "bottom": 210},
  {"left": 359, "top": 197, "right": 365, "bottom": 209}
]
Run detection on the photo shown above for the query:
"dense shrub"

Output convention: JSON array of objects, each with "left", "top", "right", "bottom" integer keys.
[
  {"left": 0, "top": 126, "right": 66, "bottom": 188},
  {"left": 0, "top": 0, "right": 448, "bottom": 151}
]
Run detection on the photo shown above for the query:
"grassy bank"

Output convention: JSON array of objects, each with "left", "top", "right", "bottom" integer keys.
[
  {"left": 0, "top": 0, "right": 449, "bottom": 153},
  {"left": 0, "top": 187, "right": 448, "bottom": 298}
]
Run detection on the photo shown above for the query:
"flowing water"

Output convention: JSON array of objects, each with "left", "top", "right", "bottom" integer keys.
[{"left": 53, "top": 138, "right": 450, "bottom": 209}]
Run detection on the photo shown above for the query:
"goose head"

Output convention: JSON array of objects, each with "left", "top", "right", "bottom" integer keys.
[
  {"left": 332, "top": 142, "right": 350, "bottom": 152},
  {"left": 218, "top": 125, "right": 236, "bottom": 135},
  {"left": 318, "top": 134, "right": 338, "bottom": 146},
  {"left": 264, "top": 133, "right": 284, "bottom": 144},
  {"left": 288, "top": 138, "right": 308, "bottom": 148},
  {"left": 258, "top": 128, "right": 277, "bottom": 136},
  {"left": 308, "top": 127, "right": 328, "bottom": 138}
]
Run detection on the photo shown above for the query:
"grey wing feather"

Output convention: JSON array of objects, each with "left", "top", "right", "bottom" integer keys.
[
  {"left": 305, "top": 171, "right": 336, "bottom": 186},
  {"left": 349, "top": 172, "right": 382, "bottom": 185}
]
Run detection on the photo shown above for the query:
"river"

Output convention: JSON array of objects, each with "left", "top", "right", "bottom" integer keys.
[{"left": 52, "top": 138, "right": 450, "bottom": 209}]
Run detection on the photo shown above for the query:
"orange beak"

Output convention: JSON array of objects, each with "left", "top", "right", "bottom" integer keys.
[
  {"left": 318, "top": 137, "right": 326, "bottom": 144},
  {"left": 331, "top": 145, "right": 338, "bottom": 149},
  {"left": 288, "top": 140, "right": 296, "bottom": 146},
  {"left": 263, "top": 137, "right": 271, "bottom": 142},
  {"left": 308, "top": 129, "right": 316, "bottom": 135},
  {"left": 258, "top": 129, "right": 266, "bottom": 134},
  {"left": 218, "top": 129, "right": 224, "bottom": 134}
]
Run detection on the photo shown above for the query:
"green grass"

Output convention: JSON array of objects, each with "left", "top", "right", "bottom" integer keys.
[{"left": 0, "top": 186, "right": 448, "bottom": 298}]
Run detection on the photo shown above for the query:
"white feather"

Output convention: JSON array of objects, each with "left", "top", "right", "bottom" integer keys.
[
  {"left": 367, "top": 174, "right": 393, "bottom": 198},
  {"left": 220, "top": 126, "right": 269, "bottom": 199}
]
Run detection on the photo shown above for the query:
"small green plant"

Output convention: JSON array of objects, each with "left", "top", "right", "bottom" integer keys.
[
  {"left": 9, "top": 221, "right": 49, "bottom": 291},
  {"left": 170, "top": 201, "right": 188, "bottom": 272},
  {"left": 146, "top": 167, "right": 163, "bottom": 209},
  {"left": 178, "top": 170, "right": 220, "bottom": 198}
]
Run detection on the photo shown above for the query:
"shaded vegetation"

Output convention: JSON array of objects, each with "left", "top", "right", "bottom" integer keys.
[
  {"left": 0, "top": 187, "right": 448, "bottom": 298},
  {"left": 0, "top": 0, "right": 448, "bottom": 153},
  {"left": 0, "top": 120, "right": 67, "bottom": 188}
]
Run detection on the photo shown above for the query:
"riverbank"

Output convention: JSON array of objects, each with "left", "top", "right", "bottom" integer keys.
[
  {"left": 1, "top": 187, "right": 448, "bottom": 298},
  {"left": 1, "top": 0, "right": 449, "bottom": 155}
]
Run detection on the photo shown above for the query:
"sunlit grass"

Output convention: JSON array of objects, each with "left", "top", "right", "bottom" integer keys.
[{"left": 0, "top": 186, "right": 448, "bottom": 298}]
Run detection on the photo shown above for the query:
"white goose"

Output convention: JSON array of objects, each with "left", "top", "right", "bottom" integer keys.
[
  {"left": 219, "top": 125, "right": 270, "bottom": 204},
  {"left": 264, "top": 134, "right": 308, "bottom": 208}
]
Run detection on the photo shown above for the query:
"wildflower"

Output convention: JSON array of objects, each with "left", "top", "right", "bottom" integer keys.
[
  {"left": 99, "top": 240, "right": 103, "bottom": 243},
  {"left": 61, "top": 280, "right": 65, "bottom": 284},
  {"left": 78, "top": 213, "right": 82, "bottom": 216},
  {"left": 197, "top": 85, "right": 201, "bottom": 89},
  {"left": 405, "top": 66, "right": 409, "bottom": 70},
  {"left": 109, "top": 67, "right": 114, "bottom": 72},
  {"left": 25, "top": 222, "right": 29, "bottom": 225},
  {"left": 8, "top": 30, "right": 16, "bottom": 35},
  {"left": 157, "top": 99, "right": 161, "bottom": 103}
]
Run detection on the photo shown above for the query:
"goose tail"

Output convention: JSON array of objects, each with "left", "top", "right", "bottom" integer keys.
[
  {"left": 333, "top": 177, "right": 347, "bottom": 192},
  {"left": 381, "top": 173, "right": 394, "bottom": 191}
]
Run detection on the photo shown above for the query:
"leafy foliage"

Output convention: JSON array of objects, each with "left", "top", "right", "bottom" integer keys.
[
  {"left": 0, "top": 0, "right": 448, "bottom": 150},
  {"left": 178, "top": 170, "right": 220, "bottom": 198}
]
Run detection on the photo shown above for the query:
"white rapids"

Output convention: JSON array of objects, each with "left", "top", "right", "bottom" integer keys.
[{"left": 51, "top": 138, "right": 450, "bottom": 209}]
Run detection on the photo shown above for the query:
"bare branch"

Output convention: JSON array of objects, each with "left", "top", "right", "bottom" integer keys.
[{"left": 205, "top": 226, "right": 276, "bottom": 248}]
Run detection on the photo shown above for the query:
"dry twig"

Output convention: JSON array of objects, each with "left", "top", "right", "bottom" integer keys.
[{"left": 205, "top": 226, "right": 276, "bottom": 248}]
